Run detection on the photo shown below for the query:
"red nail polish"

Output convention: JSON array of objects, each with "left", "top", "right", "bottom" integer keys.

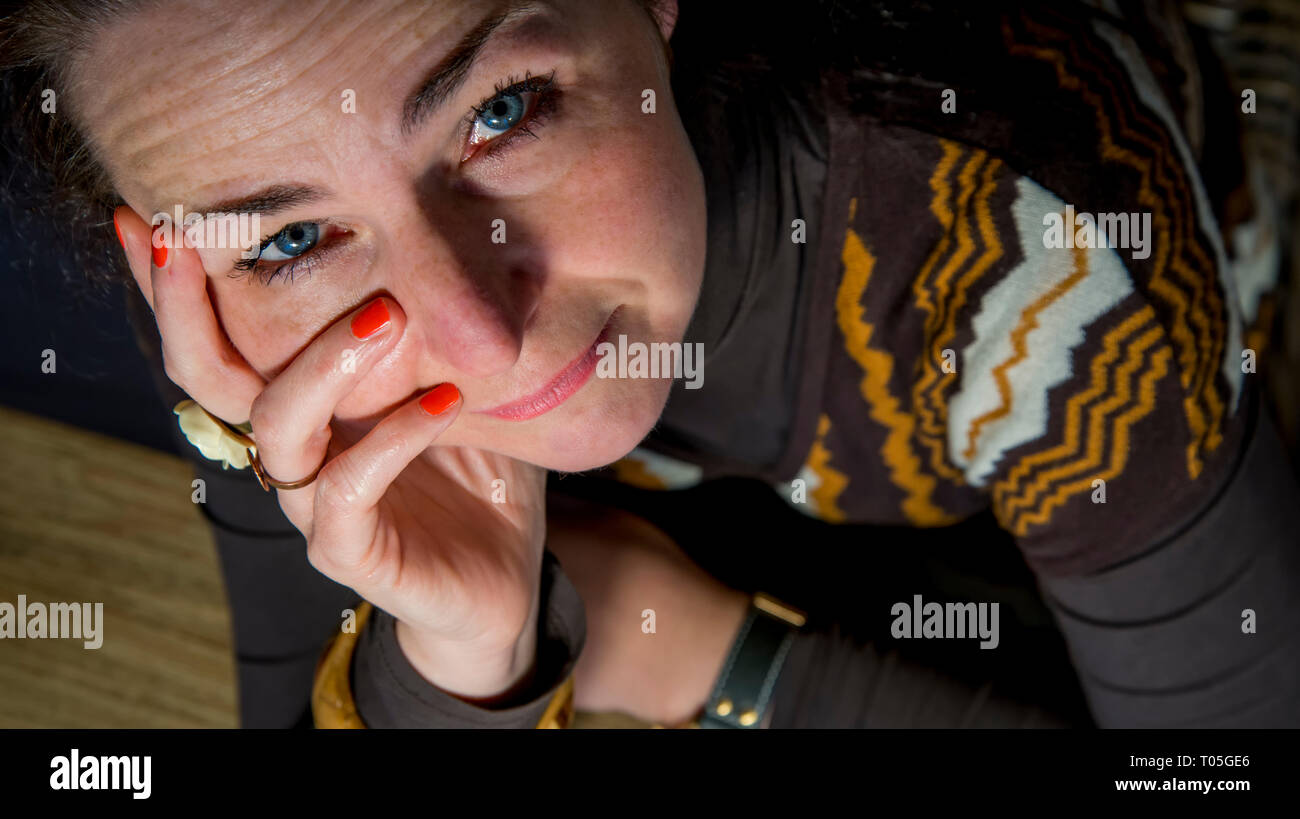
[
  {"left": 113, "top": 211, "right": 125, "bottom": 249},
  {"left": 351, "top": 299, "right": 391, "bottom": 340},
  {"left": 420, "top": 383, "right": 460, "bottom": 417},
  {"left": 152, "top": 242, "right": 168, "bottom": 268}
]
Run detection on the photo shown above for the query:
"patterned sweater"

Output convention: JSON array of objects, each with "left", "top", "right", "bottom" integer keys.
[{"left": 620, "top": 3, "right": 1258, "bottom": 569}]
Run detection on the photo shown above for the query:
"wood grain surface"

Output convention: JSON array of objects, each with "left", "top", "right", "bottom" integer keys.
[
  {"left": 0, "top": 406, "right": 646, "bottom": 729},
  {"left": 0, "top": 406, "right": 237, "bottom": 727}
]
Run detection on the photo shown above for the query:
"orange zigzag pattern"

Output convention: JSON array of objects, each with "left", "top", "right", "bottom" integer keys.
[
  {"left": 806, "top": 414, "right": 848, "bottom": 523},
  {"left": 908, "top": 141, "right": 965, "bottom": 483},
  {"left": 1005, "top": 13, "right": 1224, "bottom": 480},
  {"left": 1069, "top": 22, "right": 1226, "bottom": 459},
  {"left": 1012, "top": 338, "right": 1172, "bottom": 535},
  {"left": 991, "top": 305, "right": 1158, "bottom": 527},
  {"left": 838, "top": 205, "right": 953, "bottom": 526},
  {"left": 912, "top": 143, "right": 1003, "bottom": 485},
  {"left": 924, "top": 157, "right": 1003, "bottom": 477}
]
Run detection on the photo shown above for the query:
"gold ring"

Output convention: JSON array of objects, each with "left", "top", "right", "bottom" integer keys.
[
  {"left": 173, "top": 399, "right": 325, "bottom": 492},
  {"left": 247, "top": 447, "right": 325, "bottom": 492}
]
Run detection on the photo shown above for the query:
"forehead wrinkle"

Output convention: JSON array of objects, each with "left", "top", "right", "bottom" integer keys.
[
  {"left": 173, "top": 136, "right": 338, "bottom": 212},
  {"left": 118, "top": 78, "right": 329, "bottom": 167},
  {"left": 111, "top": 8, "right": 362, "bottom": 158},
  {"left": 87, "top": 6, "right": 277, "bottom": 154},
  {"left": 84, "top": 0, "right": 486, "bottom": 214},
  {"left": 192, "top": 0, "right": 400, "bottom": 108},
  {"left": 102, "top": 1, "right": 418, "bottom": 190}
]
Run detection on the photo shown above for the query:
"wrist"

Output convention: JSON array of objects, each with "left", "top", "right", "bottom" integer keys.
[
  {"left": 394, "top": 608, "right": 540, "bottom": 704},
  {"left": 655, "top": 586, "right": 750, "bottom": 725}
]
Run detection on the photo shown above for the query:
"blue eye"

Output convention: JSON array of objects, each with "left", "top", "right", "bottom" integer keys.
[
  {"left": 463, "top": 73, "right": 558, "bottom": 160},
  {"left": 259, "top": 222, "right": 319, "bottom": 262},
  {"left": 478, "top": 93, "right": 526, "bottom": 134}
]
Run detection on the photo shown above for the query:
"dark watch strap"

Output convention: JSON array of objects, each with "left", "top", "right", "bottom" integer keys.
[{"left": 698, "top": 593, "right": 806, "bottom": 729}]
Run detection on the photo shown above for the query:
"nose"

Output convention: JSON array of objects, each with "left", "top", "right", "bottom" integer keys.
[{"left": 387, "top": 209, "right": 542, "bottom": 380}]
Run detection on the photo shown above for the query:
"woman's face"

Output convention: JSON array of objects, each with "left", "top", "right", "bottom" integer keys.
[{"left": 73, "top": 0, "right": 706, "bottom": 472}]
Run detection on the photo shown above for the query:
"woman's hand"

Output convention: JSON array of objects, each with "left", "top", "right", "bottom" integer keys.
[{"left": 115, "top": 207, "right": 548, "bottom": 700}]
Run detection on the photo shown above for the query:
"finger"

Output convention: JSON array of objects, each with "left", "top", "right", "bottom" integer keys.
[
  {"left": 132, "top": 207, "right": 264, "bottom": 423},
  {"left": 247, "top": 296, "right": 406, "bottom": 491},
  {"left": 114, "top": 206, "right": 156, "bottom": 308},
  {"left": 297, "top": 384, "right": 463, "bottom": 585}
]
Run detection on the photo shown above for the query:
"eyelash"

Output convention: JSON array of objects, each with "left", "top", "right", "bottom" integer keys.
[
  {"left": 231, "top": 70, "right": 560, "bottom": 287},
  {"left": 231, "top": 248, "right": 320, "bottom": 286},
  {"left": 464, "top": 70, "right": 560, "bottom": 161},
  {"left": 230, "top": 226, "right": 334, "bottom": 285}
]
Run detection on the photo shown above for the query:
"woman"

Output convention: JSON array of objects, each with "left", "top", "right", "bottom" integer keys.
[{"left": 3, "top": 0, "right": 1298, "bottom": 728}]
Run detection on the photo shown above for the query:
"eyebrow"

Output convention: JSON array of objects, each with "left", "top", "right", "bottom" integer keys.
[
  {"left": 401, "top": 1, "right": 538, "bottom": 135},
  {"left": 189, "top": 184, "right": 330, "bottom": 221},
  {"left": 184, "top": 3, "right": 537, "bottom": 220}
]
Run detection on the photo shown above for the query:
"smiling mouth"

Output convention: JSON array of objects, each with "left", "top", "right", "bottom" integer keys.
[{"left": 475, "top": 309, "right": 620, "bottom": 421}]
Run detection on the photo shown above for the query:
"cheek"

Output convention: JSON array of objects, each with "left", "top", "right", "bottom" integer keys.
[
  {"left": 207, "top": 238, "right": 384, "bottom": 378},
  {"left": 211, "top": 280, "right": 421, "bottom": 427},
  {"left": 208, "top": 277, "right": 387, "bottom": 405},
  {"left": 547, "top": 122, "right": 705, "bottom": 319},
  {"left": 208, "top": 280, "right": 331, "bottom": 375}
]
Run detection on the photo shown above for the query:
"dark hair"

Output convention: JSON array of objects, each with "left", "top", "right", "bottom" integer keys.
[{"left": 0, "top": 1, "right": 145, "bottom": 294}]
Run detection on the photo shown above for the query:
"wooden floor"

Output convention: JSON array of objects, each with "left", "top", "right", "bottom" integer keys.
[
  {"left": 0, "top": 406, "right": 237, "bottom": 727},
  {"left": 0, "top": 407, "right": 644, "bottom": 729}
]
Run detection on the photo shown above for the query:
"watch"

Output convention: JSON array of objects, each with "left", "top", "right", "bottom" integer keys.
[{"left": 695, "top": 592, "right": 806, "bottom": 729}]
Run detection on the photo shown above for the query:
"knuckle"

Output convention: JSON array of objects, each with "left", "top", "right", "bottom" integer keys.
[
  {"left": 305, "top": 423, "right": 333, "bottom": 452},
  {"left": 304, "top": 538, "right": 341, "bottom": 579},
  {"left": 213, "top": 340, "right": 247, "bottom": 375},
  {"left": 246, "top": 394, "right": 279, "bottom": 446},
  {"left": 305, "top": 511, "right": 382, "bottom": 584},
  {"left": 160, "top": 351, "right": 190, "bottom": 391},
  {"left": 211, "top": 360, "right": 246, "bottom": 396},
  {"left": 315, "top": 459, "right": 367, "bottom": 511}
]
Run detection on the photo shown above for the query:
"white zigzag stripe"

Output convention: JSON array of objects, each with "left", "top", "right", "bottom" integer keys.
[{"left": 947, "top": 177, "right": 1134, "bottom": 486}]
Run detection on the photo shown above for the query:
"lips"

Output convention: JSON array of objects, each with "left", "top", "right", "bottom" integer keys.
[{"left": 475, "top": 311, "right": 618, "bottom": 421}]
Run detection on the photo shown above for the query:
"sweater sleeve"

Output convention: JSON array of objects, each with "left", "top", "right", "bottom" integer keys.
[
  {"left": 350, "top": 549, "right": 587, "bottom": 728},
  {"left": 1033, "top": 396, "right": 1300, "bottom": 726},
  {"left": 765, "top": 384, "right": 1300, "bottom": 729},
  {"left": 769, "top": 621, "right": 1071, "bottom": 728},
  {"left": 936, "top": 163, "right": 1300, "bottom": 725}
]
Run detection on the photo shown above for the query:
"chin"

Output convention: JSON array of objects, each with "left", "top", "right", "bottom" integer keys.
[{"left": 527, "top": 375, "right": 674, "bottom": 473}]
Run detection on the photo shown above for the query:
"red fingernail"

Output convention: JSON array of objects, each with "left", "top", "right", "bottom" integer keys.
[
  {"left": 351, "top": 299, "right": 391, "bottom": 340},
  {"left": 152, "top": 241, "right": 168, "bottom": 268},
  {"left": 112, "top": 210, "right": 125, "bottom": 249},
  {"left": 420, "top": 383, "right": 460, "bottom": 416}
]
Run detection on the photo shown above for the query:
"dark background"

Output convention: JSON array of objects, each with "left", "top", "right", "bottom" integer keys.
[{"left": 1, "top": 204, "right": 177, "bottom": 453}]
